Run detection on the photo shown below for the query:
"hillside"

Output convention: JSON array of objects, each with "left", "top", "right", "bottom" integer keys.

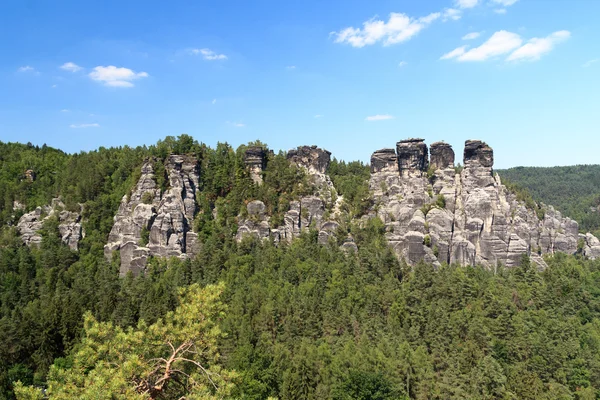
[
  {"left": 3, "top": 136, "right": 600, "bottom": 399},
  {"left": 497, "top": 165, "right": 600, "bottom": 237}
]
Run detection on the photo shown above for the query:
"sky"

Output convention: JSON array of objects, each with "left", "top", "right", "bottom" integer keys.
[{"left": 1, "top": 0, "right": 599, "bottom": 169}]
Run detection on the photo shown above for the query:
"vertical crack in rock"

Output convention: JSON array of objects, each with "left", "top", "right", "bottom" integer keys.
[
  {"left": 104, "top": 155, "right": 200, "bottom": 276},
  {"left": 369, "top": 138, "right": 597, "bottom": 269}
]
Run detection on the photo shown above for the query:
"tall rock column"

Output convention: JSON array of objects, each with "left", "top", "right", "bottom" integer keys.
[
  {"left": 396, "top": 138, "right": 428, "bottom": 176},
  {"left": 244, "top": 146, "right": 267, "bottom": 184}
]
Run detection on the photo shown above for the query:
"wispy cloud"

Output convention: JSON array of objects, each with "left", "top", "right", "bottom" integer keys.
[
  {"left": 441, "top": 31, "right": 522, "bottom": 61},
  {"left": 494, "top": 9, "right": 507, "bottom": 14},
  {"left": 583, "top": 59, "right": 598, "bottom": 68},
  {"left": 462, "top": 32, "right": 481, "bottom": 40},
  {"left": 89, "top": 66, "right": 149, "bottom": 87},
  {"left": 440, "top": 45, "right": 468, "bottom": 60},
  {"left": 366, "top": 114, "right": 395, "bottom": 121},
  {"left": 212, "top": 99, "right": 217, "bottom": 104},
  {"left": 51, "top": 84, "right": 58, "bottom": 88},
  {"left": 398, "top": 61, "right": 408, "bottom": 67},
  {"left": 61, "top": 109, "right": 70, "bottom": 112},
  {"left": 507, "top": 30, "right": 570, "bottom": 62},
  {"left": 17, "top": 66, "right": 35, "bottom": 73},
  {"left": 442, "top": 30, "right": 570, "bottom": 63},
  {"left": 443, "top": 8, "right": 462, "bottom": 21},
  {"left": 60, "top": 62, "right": 82, "bottom": 72},
  {"left": 227, "top": 121, "right": 245, "bottom": 128},
  {"left": 314, "top": 114, "right": 324, "bottom": 118},
  {"left": 189, "top": 48, "right": 227, "bottom": 60},
  {"left": 332, "top": 11, "right": 440, "bottom": 47},
  {"left": 491, "top": 0, "right": 519, "bottom": 6},
  {"left": 455, "top": 0, "right": 479, "bottom": 9},
  {"left": 286, "top": 65, "right": 296, "bottom": 70},
  {"left": 70, "top": 123, "right": 99, "bottom": 128}
]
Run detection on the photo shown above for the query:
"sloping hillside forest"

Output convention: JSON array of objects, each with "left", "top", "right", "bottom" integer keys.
[
  {"left": 2, "top": 136, "right": 600, "bottom": 399},
  {"left": 498, "top": 165, "right": 600, "bottom": 238}
]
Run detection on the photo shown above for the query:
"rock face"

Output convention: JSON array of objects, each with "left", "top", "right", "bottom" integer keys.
[
  {"left": 370, "top": 139, "right": 593, "bottom": 268},
  {"left": 371, "top": 149, "right": 397, "bottom": 173},
  {"left": 287, "top": 145, "right": 331, "bottom": 175},
  {"left": 430, "top": 142, "right": 455, "bottom": 170},
  {"left": 17, "top": 198, "right": 84, "bottom": 250},
  {"left": 237, "top": 146, "right": 343, "bottom": 247},
  {"left": 104, "top": 155, "right": 200, "bottom": 276},
  {"left": 244, "top": 146, "right": 268, "bottom": 184},
  {"left": 397, "top": 138, "right": 428, "bottom": 175}
]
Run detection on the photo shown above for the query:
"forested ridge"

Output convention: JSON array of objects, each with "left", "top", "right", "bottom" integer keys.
[
  {"left": 2, "top": 137, "right": 600, "bottom": 399},
  {"left": 498, "top": 165, "right": 600, "bottom": 237}
]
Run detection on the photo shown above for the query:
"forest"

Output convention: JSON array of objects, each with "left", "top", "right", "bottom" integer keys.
[
  {"left": 2, "top": 136, "right": 600, "bottom": 399},
  {"left": 498, "top": 165, "right": 600, "bottom": 237}
]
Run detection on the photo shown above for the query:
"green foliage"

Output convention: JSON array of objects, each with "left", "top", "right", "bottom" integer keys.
[
  {"left": 15, "top": 283, "right": 236, "bottom": 399},
  {"left": 499, "top": 165, "right": 600, "bottom": 235},
  {"left": 3, "top": 138, "right": 600, "bottom": 399},
  {"left": 139, "top": 226, "right": 150, "bottom": 247}
]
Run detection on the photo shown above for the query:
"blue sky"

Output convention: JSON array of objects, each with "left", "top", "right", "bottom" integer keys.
[{"left": 1, "top": 0, "right": 599, "bottom": 168}]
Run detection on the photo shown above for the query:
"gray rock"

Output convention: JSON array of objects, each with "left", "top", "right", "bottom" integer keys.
[
  {"left": 396, "top": 138, "right": 428, "bottom": 175},
  {"left": 244, "top": 146, "right": 267, "bottom": 184},
  {"left": 287, "top": 145, "right": 331, "bottom": 174},
  {"left": 104, "top": 156, "right": 201, "bottom": 276},
  {"left": 17, "top": 198, "right": 84, "bottom": 250},
  {"left": 371, "top": 148, "right": 398, "bottom": 173},
  {"left": 430, "top": 142, "right": 455, "bottom": 170}
]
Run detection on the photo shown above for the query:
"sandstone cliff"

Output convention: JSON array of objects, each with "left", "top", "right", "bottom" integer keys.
[
  {"left": 104, "top": 155, "right": 200, "bottom": 276},
  {"left": 17, "top": 198, "right": 84, "bottom": 250},
  {"left": 369, "top": 139, "right": 599, "bottom": 268}
]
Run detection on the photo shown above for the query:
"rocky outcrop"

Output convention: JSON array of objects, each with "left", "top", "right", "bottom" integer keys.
[
  {"left": 287, "top": 145, "right": 331, "bottom": 175},
  {"left": 371, "top": 149, "right": 397, "bottom": 173},
  {"left": 244, "top": 146, "right": 268, "bottom": 184},
  {"left": 370, "top": 139, "right": 595, "bottom": 269},
  {"left": 397, "top": 138, "right": 428, "bottom": 176},
  {"left": 104, "top": 155, "right": 200, "bottom": 276},
  {"left": 430, "top": 142, "right": 455, "bottom": 170},
  {"left": 17, "top": 198, "right": 84, "bottom": 250},
  {"left": 237, "top": 146, "right": 343, "bottom": 247}
]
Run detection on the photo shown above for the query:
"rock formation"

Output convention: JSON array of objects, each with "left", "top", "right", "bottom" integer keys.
[
  {"left": 244, "top": 146, "right": 268, "bottom": 184},
  {"left": 17, "top": 198, "right": 84, "bottom": 250},
  {"left": 370, "top": 139, "right": 598, "bottom": 268},
  {"left": 237, "top": 146, "right": 344, "bottom": 246},
  {"left": 104, "top": 155, "right": 200, "bottom": 276}
]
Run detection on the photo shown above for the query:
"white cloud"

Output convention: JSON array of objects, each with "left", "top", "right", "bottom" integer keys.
[
  {"left": 60, "top": 62, "right": 82, "bottom": 72},
  {"left": 51, "top": 84, "right": 58, "bottom": 88},
  {"left": 494, "top": 8, "right": 507, "bottom": 14},
  {"left": 332, "top": 12, "right": 440, "bottom": 47},
  {"left": 89, "top": 66, "right": 149, "bottom": 87},
  {"left": 583, "top": 59, "right": 598, "bottom": 68},
  {"left": 190, "top": 48, "right": 227, "bottom": 60},
  {"left": 70, "top": 123, "right": 99, "bottom": 128},
  {"left": 507, "top": 30, "right": 570, "bottom": 62},
  {"left": 314, "top": 114, "right": 323, "bottom": 118},
  {"left": 492, "top": 0, "right": 518, "bottom": 5},
  {"left": 462, "top": 32, "right": 481, "bottom": 40},
  {"left": 444, "top": 30, "right": 522, "bottom": 61},
  {"left": 455, "top": 0, "right": 479, "bottom": 9},
  {"left": 398, "top": 61, "right": 408, "bottom": 67},
  {"left": 212, "top": 99, "right": 217, "bottom": 104},
  {"left": 440, "top": 45, "right": 468, "bottom": 60},
  {"left": 286, "top": 65, "right": 296, "bottom": 70},
  {"left": 443, "top": 8, "right": 462, "bottom": 21},
  {"left": 366, "top": 114, "right": 395, "bottom": 121},
  {"left": 227, "top": 121, "right": 245, "bottom": 128},
  {"left": 18, "top": 66, "right": 35, "bottom": 72},
  {"left": 61, "top": 109, "right": 70, "bottom": 112}
]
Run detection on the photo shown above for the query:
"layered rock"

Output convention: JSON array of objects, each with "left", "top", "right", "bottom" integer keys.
[
  {"left": 104, "top": 155, "right": 200, "bottom": 276},
  {"left": 237, "top": 146, "right": 343, "bottom": 247},
  {"left": 244, "top": 146, "right": 268, "bottom": 184},
  {"left": 370, "top": 139, "right": 594, "bottom": 269},
  {"left": 397, "top": 138, "right": 428, "bottom": 176},
  {"left": 17, "top": 198, "right": 84, "bottom": 250},
  {"left": 430, "top": 142, "right": 455, "bottom": 170}
]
